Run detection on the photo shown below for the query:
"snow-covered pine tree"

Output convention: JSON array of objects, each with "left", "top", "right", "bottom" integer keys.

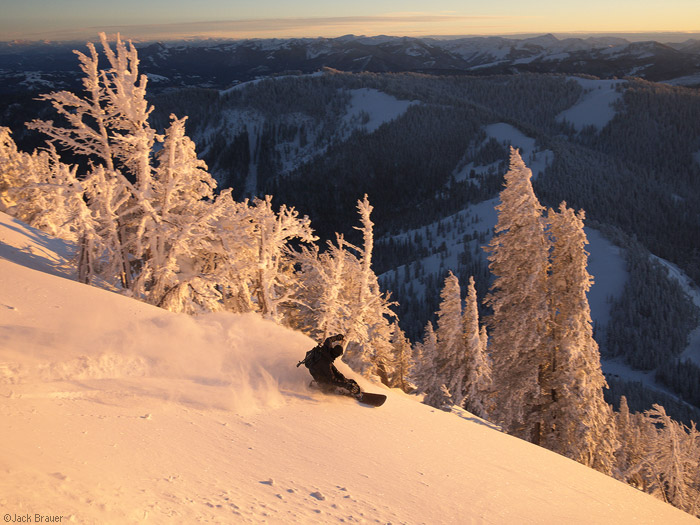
[
  {"left": 249, "top": 195, "right": 317, "bottom": 322},
  {"left": 131, "top": 114, "right": 231, "bottom": 313},
  {"left": 291, "top": 233, "right": 355, "bottom": 340},
  {"left": 416, "top": 322, "right": 452, "bottom": 409},
  {"left": 463, "top": 276, "right": 492, "bottom": 420},
  {"left": 342, "top": 195, "right": 397, "bottom": 378},
  {"left": 643, "top": 405, "right": 700, "bottom": 515},
  {"left": 388, "top": 321, "right": 414, "bottom": 392},
  {"left": 435, "top": 271, "right": 467, "bottom": 407},
  {"left": 544, "top": 202, "right": 618, "bottom": 474},
  {"left": 484, "top": 147, "right": 550, "bottom": 441},
  {"left": 411, "top": 321, "right": 435, "bottom": 394},
  {"left": 27, "top": 33, "right": 157, "bottom": 290}
]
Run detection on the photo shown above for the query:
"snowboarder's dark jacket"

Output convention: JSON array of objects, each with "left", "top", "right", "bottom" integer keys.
[{"left": 306, "top": 335, "right": 356, "bottom": 392}]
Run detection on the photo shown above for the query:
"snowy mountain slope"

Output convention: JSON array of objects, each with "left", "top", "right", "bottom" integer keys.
[
  {"left": 653, "top": 256, "right": 700, "bottom": 367},
  {"left": 342, "top": 88, "right": 418, "bottom": 135},
  {"left": 2, "top": 213, "right": 695, "bottom": 523},
  {"left": 556, "top": 78, "right": 626, "bottom": 131}
]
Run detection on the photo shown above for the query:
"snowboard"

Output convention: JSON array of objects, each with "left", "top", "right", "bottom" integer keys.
[
  {"left": 356, "top": 392, "right": 387, "bottom": 407},
  {"left": 309, "top": 381, "right": 386, "bottom": 407}
]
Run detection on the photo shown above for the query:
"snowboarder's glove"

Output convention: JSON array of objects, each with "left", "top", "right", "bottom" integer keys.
[{"left": 327, "top": 334, "right": 344, "bottom": 343}]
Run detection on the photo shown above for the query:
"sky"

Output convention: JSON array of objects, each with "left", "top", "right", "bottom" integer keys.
[{"left": 1, "top": 0, "right": 700, "bottom": 42}]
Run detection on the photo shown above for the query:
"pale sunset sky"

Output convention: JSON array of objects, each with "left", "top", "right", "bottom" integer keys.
[{"left": 1, "top": 0, "right": 699, "bottom": 41}]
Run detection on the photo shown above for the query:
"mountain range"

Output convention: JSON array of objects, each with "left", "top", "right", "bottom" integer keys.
[{"left": 1, "top": 33, "right": 700, "bottom": 96}]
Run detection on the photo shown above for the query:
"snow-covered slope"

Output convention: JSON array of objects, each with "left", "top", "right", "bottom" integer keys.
[
  {"left": 557, "top": 78, "right": 626, "bottom": 131},
  {"left": 342, "top": 88, "right": 418, "bottom": 135},
  {"left": 0, "top": 212, "right": 695, "bottom": 524}
]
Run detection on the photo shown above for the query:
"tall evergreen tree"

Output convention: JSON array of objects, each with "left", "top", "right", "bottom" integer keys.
[
  {"left": 463, "top": 276, "right": 492, "bottom": 419},
  {"left": 435, "top": 271, "right": 467, "bottom": 406},
  {"left": 343, "top": 195, "right": 397, "bottom": 378},
  {"left": 484, "top": 147, "right": 550, "bottom": 441},
  {"left": 545, "top": 202, "right": 618, "bottom": 473},
  {"left": 417, "top": 321, "right": 451, "bottom": 408},
  {"left": 388, "top": 321, "right": 413, "bottom": 391}
]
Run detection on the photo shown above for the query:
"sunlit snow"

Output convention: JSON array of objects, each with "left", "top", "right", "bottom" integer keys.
[{"left": 1, "top": 211, "right": 695, "bottom": 523}]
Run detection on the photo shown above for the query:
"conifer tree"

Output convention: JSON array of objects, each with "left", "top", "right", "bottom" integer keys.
[
  {"left": 411, "top": 321, "right": 436, "bottom": 394},
  {"left": 484, "top": 147, "right": 550, "bottom": 441},
  {"left": 544, "top": 202, "right": 618, "bottom": 473},
  {"left": 342, "top": 195, "right": 397, "bottom": 378},
  {"left": 415, "top": 321, "right": 451, "bottom": 408},
  {"left": 644, "top": 405, "right": 700, "bottom": 514},
  {"left": 435, "top": 271, "right": 467, "bottom": 406},
  {"left": 463, "top": 276, "right": 492, "bottom": 419},
  {"left": 249, "top": 195, "right": 316, "bottom": 322},
  {"left": 389, "top": 321, "right": 414, "bottom": 391}
]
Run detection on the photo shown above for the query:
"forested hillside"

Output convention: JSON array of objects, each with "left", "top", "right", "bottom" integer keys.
[{"left": 151, "top": 69, "right": 700, "bottom": 427}]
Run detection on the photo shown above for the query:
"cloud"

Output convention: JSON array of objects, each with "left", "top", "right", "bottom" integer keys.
[{"left": 8, "top": 14, "right": 524, "bottom": 42}]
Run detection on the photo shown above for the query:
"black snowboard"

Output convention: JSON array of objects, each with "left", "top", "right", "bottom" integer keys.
[
  {"left": 356, "top": 392, "right": 387, "bottom": 407},
  {"left": 309, "top": 381, "right": 386, "bottom": 407}
]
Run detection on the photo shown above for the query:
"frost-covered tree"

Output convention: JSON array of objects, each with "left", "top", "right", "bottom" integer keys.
[
  {"left": 435, "top": 271, "right": 467, "bottom": 406},
  {"left": 463, "top": 276, "right": 492, "bottom": 419},
  {"left": 290, "top": 197, "right": 396, "bottom": 379},
  {"left": 28, "top": 33, "right": 158, "bottom": 290},
  {"left": 0, "top": 129, "right": 93, "bottom": 250},
  {"left": 643, "top": 405, "right": 700, "bottom": 514},
  {"left": 22, "top": 34, "right": 153, "bottom": 289},
  {"left": 484, "top": 147, "right": 550, "bottom": 441},
  {"left": 126, "top": 114, "right": 221, "bottom": 310},
  {"left": 388, "top": 321, "right": 414, "bottom": 391},
  {"left": 342, "top": 195, "right": 397, "bottom": 378},
  {"left": 416, "top": 321, "right": 452, "bottom": 409},
  {"left": 291, "top": 234, "right": 352, "bottom": 339},
  {"left": 544, "top": 202, "right": 618, "bottom": 473},
  {"left": 248, "top": 195, "right": 316, "bottom": 322},
  {"left": 0, "top": 127, "right": 28, "bottom": 213},
  {"left": 15, "top": 34, "right": 319, "bottom": 318},
  {"left": 411, "top": 321, "right": 436, "bottom": 394},
  {"left": 613, "top": 399, "right": 700, "bottom": 517}
]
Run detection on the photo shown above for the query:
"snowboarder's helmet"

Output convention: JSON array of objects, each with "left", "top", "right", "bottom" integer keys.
[{"left": 330, "top": 345, "right": 343, "bottom": 359}]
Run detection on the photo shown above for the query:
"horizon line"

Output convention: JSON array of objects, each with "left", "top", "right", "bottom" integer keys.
[{"left": 3, "top": 29, "right": 700, "bottom": 45}]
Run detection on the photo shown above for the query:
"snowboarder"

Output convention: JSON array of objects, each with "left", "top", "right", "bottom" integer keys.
[{"left": 298, "top": 334, "right": 361, "bottom": 396}]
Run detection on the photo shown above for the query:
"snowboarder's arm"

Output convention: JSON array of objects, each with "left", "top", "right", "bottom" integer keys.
[
  {"left": 331, "top": 364, "right": 347, "bottom": 382},
  {"left": 323, "top": 334, "right": 344, "bottom": 347}
]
